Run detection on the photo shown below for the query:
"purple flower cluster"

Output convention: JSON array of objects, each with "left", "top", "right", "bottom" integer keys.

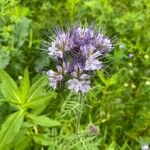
[{"left": 46, "top": 26, "right": 112, "bottom": 93}]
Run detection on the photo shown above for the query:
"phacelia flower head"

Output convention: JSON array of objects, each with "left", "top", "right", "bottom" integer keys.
[{"left": 46, "top": 25, "right": 113, "bottom": 93}]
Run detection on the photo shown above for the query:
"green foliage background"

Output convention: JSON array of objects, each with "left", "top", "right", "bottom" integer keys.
[{"left": 0, "top": 0, "right": 150, "bottom": 149}]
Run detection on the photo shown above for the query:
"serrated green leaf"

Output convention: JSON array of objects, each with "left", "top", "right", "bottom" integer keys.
[
  {"left": 0, "top": 84, "right": 21, "bottom": 104},
  {"left": 33, "top": 134, "right": 51, "bottom": 146},
  {"left": 14, "top": 137, "right": 31, "bottom": 150},
  {"left": 20, "top": 68, "right": 30, "bottom": 102},
  {"left": 0, "top": 69, "right": 18, "bottom": 91},
  {"left": 12, "top": 129, "right": 32, "bottom": 150},
  {"left": 28, "top": 90, "right": 56, "bottom": 104},
  {"left": 0, "top": 69, "right": 21, "bottom": 104},
  {"left": 0, "top": 111, "right": 24, "bottom": 149},
  {"left": 27, "top": 76, "right": 47, "bottom": 102},
  {"left": 25, "top": 92, "right": 56, "bottom": 114},
  {"left": 28, "top": 114, "right": 60, "bottom": 127}
]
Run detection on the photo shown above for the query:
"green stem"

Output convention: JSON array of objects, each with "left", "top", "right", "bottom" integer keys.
[
  {"left": 76, "top": 92, "right": 83, "bottom": 134},
  {"left": 33, "top": 126, "right": 38, "bottom": 134}
]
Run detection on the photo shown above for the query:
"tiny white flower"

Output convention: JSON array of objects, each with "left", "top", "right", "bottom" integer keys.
[
  {"left": 142, "top": 145, "right": 149, "bottom": 150},
  {"left": 124, "top": 83, "right": 128, "bottom": 87},
  {"left": 144, "top": 55, "right": 149, "bottom": 59}
]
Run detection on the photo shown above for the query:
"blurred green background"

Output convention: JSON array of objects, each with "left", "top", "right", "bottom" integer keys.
[{"left": 0, "top": 0, "right": 150, "bottom": 149}]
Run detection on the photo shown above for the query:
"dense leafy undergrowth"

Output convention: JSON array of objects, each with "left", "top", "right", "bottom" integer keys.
[{"left": 0, "top": 0, "right": 150, "bottom": 149}]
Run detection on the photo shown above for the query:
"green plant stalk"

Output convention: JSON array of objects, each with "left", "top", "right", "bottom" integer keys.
[{"left": 76, "top": 92, "right": 83, "bottom": 134}]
